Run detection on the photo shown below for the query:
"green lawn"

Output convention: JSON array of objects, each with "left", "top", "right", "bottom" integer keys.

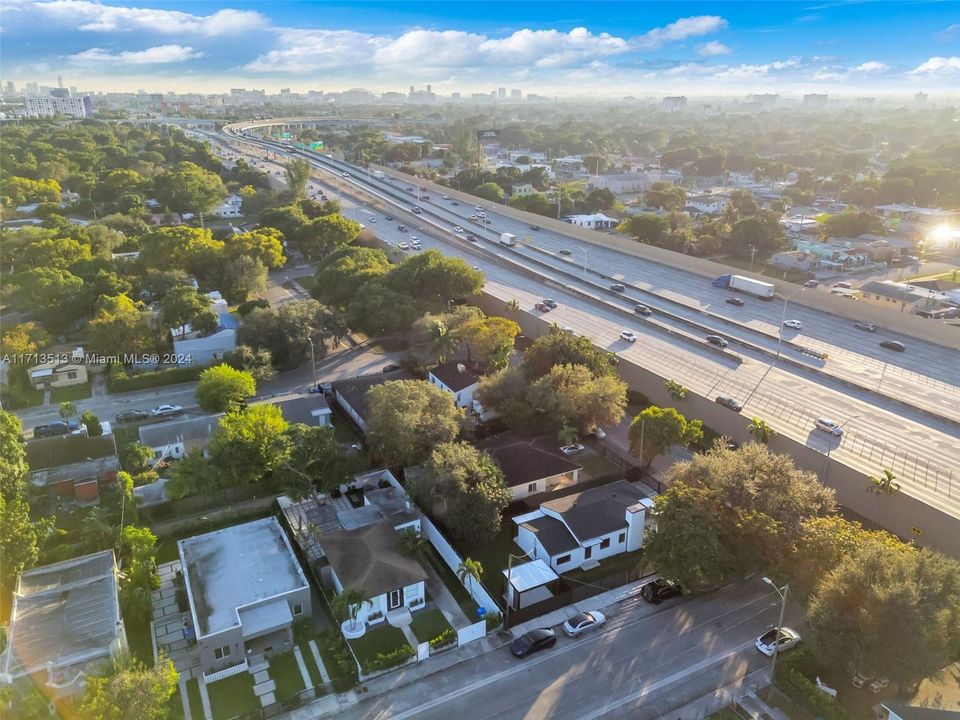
[
  {"left": 167, "top": 687, "right": 185, "bottom": 720},
  {"left": 564, "top": 548, "right": 647, "bottom": 586},
  {"left": 577, "top": 453, "right": 619, "bottom": 480},
  {"left": 268, "top": 650, "right": 306, "bottom": 700},
  {"left": 185, "top": 678, "right": 204, "bottom": 720},
  {"left": 298, "top": 641, "right": 323, "bottom": 687},
  {"left": 0, "top": 378, "right": 43, "bottom": 409},
  {"left": 410, "top": 608, "right": 454, "bottom": 644},
  {"left": 461, "top": 522, "right": 519, "bottom": 604},
  {"left": 708, "top": 708, "right": 747, "bottom": 720},
  {"left": 205, "top": 672, "right": 259, "bottom": 720},
  {"left": 50, "top": 382, "right": 92, "bottom": 403},
  {"left": 315, "top": 632, "right": 358, "bottom": 693},
  {"left": 347, "top": 624, "right": 409, "bottom": 663},
  {"left": 125, "top": 614, "right": 153, "bottom": 664},
  {"left": 423, "top": 545, "right": 483, "bottom": 620}
]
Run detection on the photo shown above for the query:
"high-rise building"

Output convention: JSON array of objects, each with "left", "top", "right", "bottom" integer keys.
[
  {"left": 915, "top": 92, "right": 928, "bottom": 103},
  {"left": 426, "top": 84, "right": 432, "bottom": 94},
  {"left": 510, "top": 89, "right": 522, "bottom": 99},
  {"left": 497, "top": 87, "right": 506, "bottom": 99},
  {"left": 26, "top": 82, "right": 39, "bottom": 95},
  {"left": 50, "top": 87, "right": 70, "bottom": 99},
  {"left": 409, "top": 85, "right": 415, "bottom": 97},
  {"left": 662, "top": 96, "right": 687, "bottom": 111},
  {"left": 802, "top": 93, "right": 828, "bottom": 107},
  {"left": 3, "top": 81, "right": 15, "bottom": 95},
  {"left": 24, "top": 95, "right": 92, "bottom": 118}
]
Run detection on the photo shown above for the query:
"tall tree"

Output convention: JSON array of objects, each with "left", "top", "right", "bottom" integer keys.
[
  {"left": 237, "top": 299, "right": 326, "bottom": 370},
  {"left": 161, "top": 284, "right": 214, "bottom": 336},
  {"left": 77, "top": 657, "right": 179, "bottom": 720},
  {"left": 208, "top": 405, "right": 291, "bottom": 486},
  {"left": 87, "top": 294, "right": 148, "bottom": 357},
  {"left": 521, "top": 331, "right": 616, "bottom": 380},
  {"left": 195, "top": 364, "right": 257, "bottom": 413},
  {"left": 365, "top": 380, "right": 463, "bottom": 467},
  {"left": 628, "top": 406, "right": 703, "bottom": 468},
  {"left": 312, "top": 246, "right": 392, "bottom": 308},
  {"left": 152, "top": 161, "right": 227, "bottom": 214},
  {"left": 386, "top": 250, "right": 484, "bottom": 312},
  {"left": 0, "top": 411, "right": 29, "bottom": 501},
  {"left": 285, "top": 158, "right": 313, "bottom": 200},
  {"left": 274, "top": 424, "right": 358, "bottom": 499}
]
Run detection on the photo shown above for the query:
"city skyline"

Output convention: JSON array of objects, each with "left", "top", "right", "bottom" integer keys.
[{"left": 2, "top": 0, "right": 960, "bottom": 96}]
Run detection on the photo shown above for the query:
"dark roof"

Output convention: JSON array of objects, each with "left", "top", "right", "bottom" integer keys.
[
  {"left": 269, "top": 395, "right": 332, "bottom": 426},
  {"left": 25, "top": 434, "right": 118, "bottom": 471},
  {"left": 520, "top": 515, "right": 579, "bottom": 555},
  {"left": 913, "top": 280, "right": 960, "bottom": 293},
  {"left": 485, "top": 441, "right": 582, "bottom": 488},
  {"left": 330, "top": 369, "right": 415, "bottom": 421},
  {"left": 429, "top": 361, "right": 481, "bottom": 392},
  {"left": 542, "top": 480, "right": 645, "bottom": 542},
  {"left": 884, "top": 704, "right": 960, "bottom": 720},
  {"left": 320, "top": 520, "right": 428, "bottom": 596}
]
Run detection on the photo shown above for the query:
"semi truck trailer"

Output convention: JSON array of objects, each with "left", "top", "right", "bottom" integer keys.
[{"left": 713, "top": 274, "right": 775, "bottom": 299}]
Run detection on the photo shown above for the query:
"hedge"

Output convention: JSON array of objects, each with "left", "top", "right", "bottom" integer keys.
[
  {"left": 107, "top": 363, "right": 204, "bottom": 393},
  {"left": 429, "top": 628, "right": 456, "bottom": 649},
  {"left": 358, "top": 644, "right": 414, "bottom": 674},
  {"left": 776, "top": 651, "right": 853, "bottom": 720}
]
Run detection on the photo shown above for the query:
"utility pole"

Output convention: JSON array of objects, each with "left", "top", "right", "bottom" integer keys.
[{"left": 763, "top": 577, "right": 789, "bottom": 679}]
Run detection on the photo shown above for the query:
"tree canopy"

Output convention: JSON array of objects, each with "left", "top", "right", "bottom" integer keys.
[
  {"left": 365, "top": 380, "right": 463, "bottom": 466},
  {"left": 195, "top": 364, "right": 257, "bottom": 413}
]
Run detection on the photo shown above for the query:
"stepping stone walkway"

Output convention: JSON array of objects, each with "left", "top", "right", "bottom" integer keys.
[{"left": 251, "top": 659, "right": 277, "bottom": 709}]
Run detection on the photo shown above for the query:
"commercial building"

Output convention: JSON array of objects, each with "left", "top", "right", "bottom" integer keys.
[
  {"left": 24, "top": 95, "right": 92, "bottom": 118},
  {"left": 858, "top": 281, "right": 950, "bottom": 315}
]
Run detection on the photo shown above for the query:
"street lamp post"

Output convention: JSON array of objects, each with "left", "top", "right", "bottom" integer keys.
[
  {"left": 762, "top": 576, "right": 789, "bottom": 679},
  {"left": 306, "top": 337, "right": 317, "bottom": 390}
]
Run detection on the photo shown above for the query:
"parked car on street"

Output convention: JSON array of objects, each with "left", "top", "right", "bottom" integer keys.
[
  {"left": 715, "top": 396, "right": 742, "bottom": 412},
  {"left": 560, "top": 444, "right": 585, "bottom": 455},
  {"left": 755, "top": 627, "right": 801, "bottom": 657},
  {"left": 33, "top": 421, "right": 72, "bottom": 438},
  {"left": 115, "top": 410, "right": 149, "bottom": 424},
  {"left": 591, "top": 428, "right": 607, "bottom": 440},
  {"left": 511, "top": 628, "right": 557, "bottom": 658},
  {"left": 641, "top": 578, "right": 682, "bottom": 605},
  {"left": 150, "top": 404, "right": 184, "bottom": 418},
  {"left": 563, "top": 611, "right": 606, "bottom": 637},
  {"left": 814, "top": 417, "right": 844, "bottom": 436}
]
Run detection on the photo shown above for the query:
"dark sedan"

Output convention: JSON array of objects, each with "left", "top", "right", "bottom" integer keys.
[
  {"left": 641, "top": 578, "right": 682, "bottom": 605},
  {"left": 511, "top": 628, "right": 557, "bottom": 657},
  {"left": 115, "top": 410, "right": 149, "bottom": 424}
]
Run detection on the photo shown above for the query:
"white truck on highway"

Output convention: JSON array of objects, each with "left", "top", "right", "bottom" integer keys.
[
  {"left": 372, "top": 170, "right": 385, "bottom": 180},
  {"left": 499, "top": 232, "right": 517, "bottom": 246},
  {"left": 713, "top": 274, "right": 775, "bottom": 299}
]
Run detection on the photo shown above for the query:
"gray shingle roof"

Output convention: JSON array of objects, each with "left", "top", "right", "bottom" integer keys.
[
  {"left": 483, "top": 440, "right": 582, "bottom": 488},
  {"left": 320, "top": 520, "right": 428, "bottom": 596},
  {"left": 542, "top": 480, "right": 644, "bottom": 542},
  {"left": 330, "top": 369, "right": 414, "bottom": 422},
  {"left": 520, "top": 515, "right": 579, "bottom": 555}
]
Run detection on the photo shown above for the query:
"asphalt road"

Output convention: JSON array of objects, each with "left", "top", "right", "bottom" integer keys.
[{"left": 331, "top": 579, "right": 804, "bottom": 720}]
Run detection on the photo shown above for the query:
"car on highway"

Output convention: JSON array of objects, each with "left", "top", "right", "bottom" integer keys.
[
  {"left": 466, "top": 234, "right": 479, "bottom": 242},
  {"left": 534, "top": 302, "right": 552, "bottom": 312},
  {"left": 342, "top": 172, "right": 350, "bottom": 177},
  {"left": 405, "top": 186, "right": 414, "bottom": 191},
  {"left": 421, "top": 195, "right": 430, "bottom": 201},
  {"left": 755, "top": 627, "right": 801, "bottom": 657},
  {"left": 468, "top": 214, "right": 480, "bottom": 221},
  {"left": 854, "top": 321, "right": 878, "bottom": 332},
  {"left": 559, "top": 249, "right": 572, "bottom": 256},
  {"left": 474, "top": 205, "right": 484, "bottom": 211},
  {"left": 397, "top": 225, "right": 408, "bottom": 232},
  {"left": 814, "top": 417, "right": 844, "bottom": 436},
  {"left": 150, "top": 404, "right": 184, "bottom": 418},
  {"left": 453, "top": 225, "right": 464, "bottom": 233},
  {"left": 620, "top": 330, "right": 638, "bottom": 342},
  {"left": 705, "top": 335, "right": 728, "bottom": 349},
  {"left": 542, "top": 299, "right": 558, "bottom": 309},
  {"left": 411, "top": 239, "right": 421, "bottom": 250},
  {"left": 530, "top": 225, "right": 541, "bottom": 231},
  {"left": 115, "top": 410, "right": 149, "bottom": 424},
  {"left": 33, "top": 421, "right": 73, "bottom": 438},
  {"left": 442, "top": 194, "right": 451, "bottom": 200},
  {"left": 412, "top": 207, "right": 422, "bottom": 214},
  {"left": 880, "top": 340, "right": 906, "bottom": 352},
  {"left": 511, "top": 628, "right": 557, "bottom": 658},
  {"left": 482, "top": 218, "right": 493, "bottom": 224},
  {"left": 782, "top": 319, "right": 804, "bottom": 330},
  {"left": 803, "top": 279, "right": 820, "bottom": 288},
  {"left": 610, "top": 283, "right": 626, "bottom": 292},
  {"left": 397, "top": 242, "right": 409, "bottom": 251},
  {"left": 641, "top": 578, "right": 682, "bottom": 605},
  {"left": 368, "top": 216, "right": 377, "bottom": 223},
  {"left": 634, "top": 304, "right": 653, "bottom": 316},
  {"left": 560, "top": 443, "right": 585, "bottom": 455},
  {"left": 563, "top": 611, "right": 606, "bottom": 637},
  {"left": 451, "top": 201, "right": 459, "bottom": 206},
  {"left": 715, "top": 395, "right": 743, "bottom": 412},
  {"left": 384, "top": 215, "right": 394, "bottom": 221},
  {"left": 726, "top": 297, "right": 745, "bottom": 306}
]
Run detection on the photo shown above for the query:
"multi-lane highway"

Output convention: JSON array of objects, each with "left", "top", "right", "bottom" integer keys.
[{"left": 209, "top": 123, "right": 960, "bottom": 520}]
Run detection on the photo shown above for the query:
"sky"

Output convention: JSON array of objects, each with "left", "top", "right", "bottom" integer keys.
[{"left": 2, "top": 0, "right": 960, "bottom": 96}]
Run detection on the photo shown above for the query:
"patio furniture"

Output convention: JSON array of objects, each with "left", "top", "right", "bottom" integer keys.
[{"left": 870, "top": 677, "right": 890, "bottom": 694}]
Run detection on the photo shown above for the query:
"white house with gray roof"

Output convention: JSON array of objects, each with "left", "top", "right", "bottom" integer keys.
[
  {"left": 0, "top": 550, "right": 127, "bottom": 698},
  {"left": 139, "top": 415, "right": 222, "bottom": 462},
  {"left": 178, "top": 517, "right": 312, "bottom": 678}
]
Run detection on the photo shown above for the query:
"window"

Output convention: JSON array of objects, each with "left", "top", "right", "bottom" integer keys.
[
  {"left": 556, "top": 554, "right": 572, "bottom": 565},
  {"left": 527, "top": 482, "right": 538, "bottom": 493},
  {"left": 584, "top": 546, "right": 592, "bottom": 559},
  {"left": 214, "top": 645, "right": 231, "bottom": 660},
  {"left": 600, "top": 538, "right": 611, "bottom": 550},
  {"left": 293, "top": 603, "right": 303, "bottom": 616},
  {"left": 66, "top": 371, "right": 78, "bottom": 379},
  {"left": 618, "top": 532, "right": 626, "bottom": 544}
]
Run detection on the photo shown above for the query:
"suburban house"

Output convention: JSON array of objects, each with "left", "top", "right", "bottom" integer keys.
[
  {"left": 563, "top": 213, "right": 618, "bottom": 230},
  {"left": 322, "top": 520, "right": 428, "bottom": 628},
  {"left": 178, "top": 517, "right": 312, "bottom": 677},
  {"left": 26, "top": 434, "right": 120, "bottom": 504},
  {"left": 586, "top": 172, "right": 658, "bottom": 195},
  {"left": 513, "top": 480, "right": 654, "bottom": 573},
  {"left": 858, "top": 281, "right": 950, "bottom": 314},
  {"left": 0, "top": 550, "right": 127, "bottom": 697},
  {"left": 266, "top": 394, "right": 333, "bottom": 427},
  {"left": 213, "top": 193, "right": 244, "bottom": 218},
  {"left": 770, "top": 250, "right": 818, "bottom": 272},
  {"left": 170, "top": 291, "right": 239, "bottom": 366},
  {"left": 880, "top": 660, "right": 960, "bottom": 720},
  {"left": 685, "top": 193, "right": 730, "bottom": 214},
  {"left": 480, "top": 439, "right": 582, "bottom": 501},
  {"left": 510, "top": 183, "right": 536, "bottom": 198},
  {"left": 139, "top": 415, "right": 222, "bottom": 462},
  {"left": 330, "top": 368, "right": 414, "bottom": 432},
  {"left": 427, "top": 361, "right": 481, "bottom": 410},
  {"left": 29, "top": 347, "right": 87, "bottom": 390}
]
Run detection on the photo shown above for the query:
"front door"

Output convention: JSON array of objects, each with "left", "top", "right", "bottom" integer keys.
[{"left": 388, "top": 588, "right": 402, "bottom": 610}]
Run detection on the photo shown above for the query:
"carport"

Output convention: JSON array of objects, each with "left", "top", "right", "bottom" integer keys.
[{"left": 503, "top": 559, "right": 560, "bottom": 611}]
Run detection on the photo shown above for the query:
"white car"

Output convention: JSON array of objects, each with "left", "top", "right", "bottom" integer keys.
[
  {"left": 342, "top": 172, "right": 350, "bottom": 177},
  {"left": 411, "top": 240, "right": 422, "bottom": 250},
  {"left": 560, "top": 444, "right": 585, "bottom": 455},
  {"left": 563, "top": 611, "right": 607, "bottom": 637},
  {"left": 474, "top": 205, "right": 484, "bottom": 211},
  {"left": 150, "top": 404, "right": 184, "bottom": 417},
  {"left": 592, "top": 428, "right": 607, "bottom": 440},
  {"left": 397, "top": 242, "right": 409, "bottom": 251},
  {"left": 620, "top": 330, "right": 638, "bottom": 342},
  {"left": 814, "top": 417, "right": 844, "bottom": 436},
  {"left": 453, "top": 226, "right": 464, "bottom": 233},
  {"left": 368, "top": 217, "right": 377, "bottom": 223},
  {"left": 755, "top": 627, "right": 801, "bottom": 657},
  {"left": 442, "top": 194, "right": 451, "bottom": 200},
  {"left": 783, "top": 320, "right": 804, "bottom": 330}
]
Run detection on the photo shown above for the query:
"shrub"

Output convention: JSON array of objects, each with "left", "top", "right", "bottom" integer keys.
[
  {"left": 484, "top": 611, "right": 503, "bottom": 632},
  {"left": 108, "top": 363, "right": 204, "bottom": 393},
  {"left": 776, "top": 650, "right": 852, "bottom": 720},
  {"left": 237, "top": 298, "right": 269, "bottom": 316},
  {"left": 429, "top": 628, "right": 456, "bottom": 649},
  {"left": 359, "top": 644, "right": 414, "bottom": 673}
]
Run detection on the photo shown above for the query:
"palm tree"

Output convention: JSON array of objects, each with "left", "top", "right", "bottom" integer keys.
[
  {"left": 748, "top": 417, "right": 774, "bottom": 444},
  {"left": 425, "top": 319, "right": 459, "bottom": 363},
  {"left": 504, "top": 299, "right": 520, "bottom": 314},
  {"left": 868, "top": 469, "right": 901, "bottom": 495},
  {"left": 82, "top": 507, "right": 116, "bottom": 552},
  {"left": 330, "top": 588, "right": 370, "bottom": 632},
  {"left": 457, "top": 558, "right": 484, "bottom": 592},
  {"left": 59, "top": 401, "right": 77, "bottom": 422},
  {"left": 557, "top": 424, "right": 578, "bottom": 445},
  {"left": 665, "top": 380, "right": 688, "bottom": 402},
  {"left": 398, "top": 528, "right": 429, "bottom": 561}
]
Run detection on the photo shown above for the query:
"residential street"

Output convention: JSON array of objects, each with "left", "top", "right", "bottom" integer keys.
[{"left": 322, "top": 578, "right": 805, "bottom": 720}]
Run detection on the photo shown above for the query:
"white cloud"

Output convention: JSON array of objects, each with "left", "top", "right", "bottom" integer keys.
[
  {"left": 714, "top": 57, "right": 802, "bottom": 79},
  {"left": 20, "top": 0, "right": 266, "bottom": 36},
  {"left": 245, "top": 29, "right": 384, "bottom": 73},
  {"left": 937, "top": 23, "right": 960, "bottom": 41},
  {"left": 854, "top": 61, "right": 888, "bottom": 73},
  {"left": 812, "top": 60, "right": 889, "bottom": 81},
  {"left": 634, "top": 15, "right": 728, "bottom": 49},
  {"left": 70, "top": 44, "right": 203, "bottom": 64},
  {"left": 697, "top": 41, "right": 731, "bottom": 57},
  {"left": 908, "top": 56, "right": 960, "bottom": 75}
]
